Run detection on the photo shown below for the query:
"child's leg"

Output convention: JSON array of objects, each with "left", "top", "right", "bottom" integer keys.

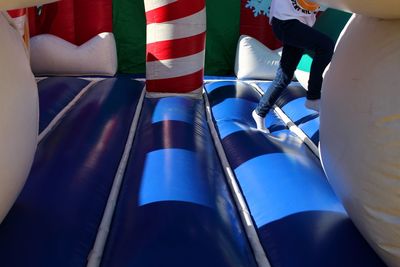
[
  {"left": 255, "top": 44, "right": 303, "bottom": 117},
  {"left": 276, "top": 19, "right": 334, "bottom": 100}
]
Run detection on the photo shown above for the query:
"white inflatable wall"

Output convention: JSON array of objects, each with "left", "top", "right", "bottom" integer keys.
[
  {"left": 320, "top": 14, "right": 400, "bottom": 267},
  {"left": 30, "top": 32, "right": 118, "bottom": 76},
  {"left": 234, "top": 35, "right": 281, "bottom": 80},
  {"left": 0, "top": 12, "right": 39, "bottom": 223}
]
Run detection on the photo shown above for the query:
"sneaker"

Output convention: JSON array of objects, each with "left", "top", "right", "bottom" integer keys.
[
  {"left": 252, "top": 110, "right": 270, "bottom": 133},
  {"left": 305, "top": 99, "right": 320, "bottom": 112}
]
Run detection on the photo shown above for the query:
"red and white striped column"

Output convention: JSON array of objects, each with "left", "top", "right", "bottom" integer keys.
[{"left": 144, "top": 0, "right": 206, "bottom": 95}]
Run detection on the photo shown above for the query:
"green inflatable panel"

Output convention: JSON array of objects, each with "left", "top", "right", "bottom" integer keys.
[
  {"left": 113, "top": 0, "right": 146, "bottom": 74},
  {"left": 205, "top": 0, "right": 241, "bottom": 75},
  {"left": 113, "top": 0, "right": 241, "bottom": 75}
]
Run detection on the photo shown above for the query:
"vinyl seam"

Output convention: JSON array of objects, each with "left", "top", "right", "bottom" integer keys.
[
  {"left": 86, "top": 86, "right": 146, "bottom": 267},
  {"left": 38, "top": 80, "right": 98, "bottom": 143},
  {"left": 203, "top": 90, "right": 272, "bottom": 267},
  {"left": 250, "top": 82, "right": 320, "bottom": 159}
]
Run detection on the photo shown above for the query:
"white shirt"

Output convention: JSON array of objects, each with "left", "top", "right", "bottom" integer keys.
[{"left": 269, "top": 0, "right": 319, "bottom": 27}]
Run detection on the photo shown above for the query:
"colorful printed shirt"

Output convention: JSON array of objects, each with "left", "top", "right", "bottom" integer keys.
[{"left": 269, "top": 0, "right": 320, "bottom": 27}]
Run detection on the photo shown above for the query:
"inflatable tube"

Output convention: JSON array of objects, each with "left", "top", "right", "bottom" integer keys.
[
  {"left": 30, "top": 32, "right": 117, "bottom": 76},
  {"left": 0, "top": 0, "right": 57, "bottom": 10},
  {"left": 316, "top": 0, "right": 400, "bottom": 19},
  {"left": 235, "top": 35, "right": 281, "bottom": 80},
  {"left": 205, "top": 81, "right": 385, "bottom": 267},
  {"left": 320, "top": 15, "right": 400, "bottom": 267},
  {"left": 100, "top": 96, "right": 257, "bottom": 267},
  {"left": 0, "top": 12, "right": 38, "bottom": 223},
  {"left": 144, "top": 0, "right": 206, "bottom": 94},
  {"left": 37, "top": 77, "right": 90, "bottom": 132}
]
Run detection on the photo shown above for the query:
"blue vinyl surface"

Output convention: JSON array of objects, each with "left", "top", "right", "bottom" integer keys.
[
  {"left": 257, "top": 82, "right": 320, "bottom": 144},
  {"left": 205, "top": 81, "right": 386, "bottom": 267},
  {"left": 100, "top": 96, "right": 257, "bottom": 267},
  {"left": 207, "top": 81, "right": 287, "bottom": 136},
  {"left": 37, "top": 77, "right": 90, "bottom": 133},
  {"left": 0, "top": 78, "right": 144, "bottom": 267}
]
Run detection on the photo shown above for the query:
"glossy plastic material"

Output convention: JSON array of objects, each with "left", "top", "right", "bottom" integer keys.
[
  {"left": 37, "top": 77, "right": 90, "bottom": 132},
  {"left": 257, "top": 82, "right": 320, "bottom": 144},
  {"left": 144, "top": 0, "right": 206, "bottom": 93},
  {"left": 100, "top": 96, "right": 257, "bottom": 267},
  {"left": 205, "top": 81, "right": 386, "bottom": 267},
  {"left": 0, "top": 78, "right": 144, "bottom": 267},
  {"left": 321, "top": 15, "right": 400, "bottom": 267}
]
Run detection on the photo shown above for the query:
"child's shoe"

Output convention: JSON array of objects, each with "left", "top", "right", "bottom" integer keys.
[
  {"left": 252, "top": 110, "right": 270, "bottom": 133},
  {"left": 305, "top": 99, "right": 320, "bottom": 112}
]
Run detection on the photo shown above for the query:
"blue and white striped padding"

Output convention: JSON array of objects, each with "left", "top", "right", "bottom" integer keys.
[
  {"left": 257, "top": 82, "right": 320, "bottom": 144},
  {"left": 206, "top": 81, "right": 287, "bottom": 136},
  {"left": 100, "top": 96, "right": 257, "bottom": 267},
  {"left": 205, "top": 81, "right": 386, "bottom": 267}
]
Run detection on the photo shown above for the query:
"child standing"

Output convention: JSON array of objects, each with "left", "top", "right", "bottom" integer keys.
[{"left": 253, "top": 0, "right": 334, "bottom": 132}]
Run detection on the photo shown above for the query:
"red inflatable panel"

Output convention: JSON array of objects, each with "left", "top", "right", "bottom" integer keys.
[
  {"left": 8, "top": 9, "right": 26, "bottom": 18},
  {"left": 27, "top": 8, "right": 40, "bottom": 38},
  {"left": 28, "top": 0, "right": 112, "bottom": 45},
  {"left": 239, "top": 0, "right": 281, "bottom": 50},
  {"left": 146, "top": 33, "right": 206, "bottom": 62},
  {"left": 145, "top": 0, "right": 204, "bottom": 24},
  {"left": 74, "top": 0, "right": 112, "bottom": 45},
  {"left": 29, "top": 1, "right": 75, "bottom": 44}
]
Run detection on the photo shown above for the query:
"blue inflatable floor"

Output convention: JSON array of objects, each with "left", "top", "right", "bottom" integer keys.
[
  {"left": 0, "top": 77, "right": 386, "bottom": 267},
  {"left": 204, "top": 80, "right": 385, "bottom": 267}
]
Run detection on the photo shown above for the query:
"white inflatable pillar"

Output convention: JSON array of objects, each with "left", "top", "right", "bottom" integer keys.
[
  {"left": 0, "top": 11, "right": 39, "bottom": 223},
  {"left": 320, "top": 14, "right": 400, "bottom": 267}
]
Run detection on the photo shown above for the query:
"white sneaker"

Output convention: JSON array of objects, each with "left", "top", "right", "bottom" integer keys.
[
  {"left": 305, "top": 99, "right": 320, "bottom": 112},
  {"left": 252, "top": 110, "right": 270, "bottom": 133}
]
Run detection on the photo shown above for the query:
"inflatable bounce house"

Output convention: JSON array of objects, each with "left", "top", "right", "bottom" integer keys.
[{"left": 0, "top": 0, "right": 399, "bottom": 266}]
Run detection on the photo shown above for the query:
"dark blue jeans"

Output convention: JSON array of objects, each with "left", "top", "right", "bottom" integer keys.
[{"left": 256, "top": 17, "right": 334, "bottom": 117}]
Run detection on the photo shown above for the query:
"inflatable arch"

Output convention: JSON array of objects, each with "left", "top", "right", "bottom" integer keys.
[{"left": 0, "top": 1, "right": 398, "bottom": 267}]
